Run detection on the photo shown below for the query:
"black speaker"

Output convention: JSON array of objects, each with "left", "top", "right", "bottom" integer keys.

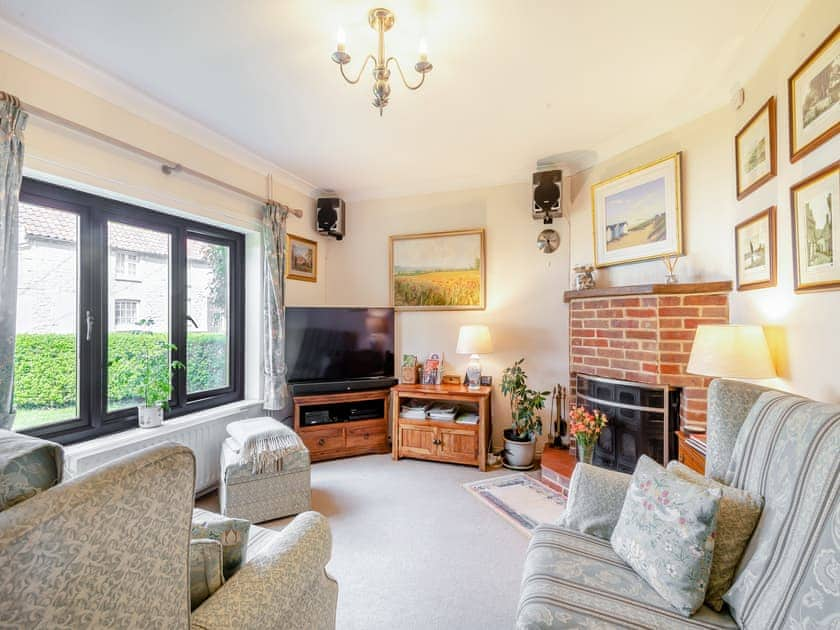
[
  {"left": 532, "top": 170, "right": 563, "bottom": 224},
  {"left": 316, "top": 197, "right": 345, "bottom": 240}
]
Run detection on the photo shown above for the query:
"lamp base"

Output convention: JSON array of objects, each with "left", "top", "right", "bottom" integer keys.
[{"left": 466, "top": 354, "right": 481, "bottom": 391}]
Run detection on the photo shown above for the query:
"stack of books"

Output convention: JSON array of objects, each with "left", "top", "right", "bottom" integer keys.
[
  {"left": 401, "top": 399, "right": 429, "bottom": 419},
  {"left": 455, "top": 411, "right": 479, "bottom": 425},
  {"left": 685, "top": 433, "right": 707, "bottom": 455},
  {"left": 427, "top": 403, "right": 457, "bottom": 421}
]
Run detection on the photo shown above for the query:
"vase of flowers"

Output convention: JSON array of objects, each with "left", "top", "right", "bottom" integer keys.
[{"left": 568, "top": 406, "right": 608, "bottom": 464}]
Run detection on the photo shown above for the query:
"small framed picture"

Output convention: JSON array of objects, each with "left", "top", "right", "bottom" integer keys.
[
  {"left": 286, "top": 234, "right": 317, "bottom": 282},
  {"left": 791, "top": 161, "right": 840, "bottom": 292},
  {"left": 735, "top": 97, "right": 777, "bottom": 200},
  {"left": 735, "top": 207, "right": 777, "bottom": 291},
  {"left": 788, "top": 26, "right": 839, "bottom": 162}
]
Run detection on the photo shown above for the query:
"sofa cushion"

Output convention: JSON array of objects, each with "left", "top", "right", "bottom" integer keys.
[
  {"left": 189, "top": 539, "right": 224, "bottom": 610},
  {"left": 667, "top": 461, "right": 763, "bottom": 611},
  {"left": 517, "top": 525, "right": 737, "bottom": 629},
  {"left": 722, "top": 391, "right": 840, "bottom": 629},
  {"left": 191, "top": 510, "right": 251, "bottom": 579},
  {"left": 558, "top": 462, "right": 630, "bottom": 540},
  {"left": 611, "top": 455, "right": 722, "bottom": 617},
  {"left": 0, "top": 429, "right": 63, "bottom": 511}
]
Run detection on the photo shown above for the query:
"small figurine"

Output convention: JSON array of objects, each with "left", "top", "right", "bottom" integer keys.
[{"left": 574, "top": 264, "right": 596, "bottom": 290}]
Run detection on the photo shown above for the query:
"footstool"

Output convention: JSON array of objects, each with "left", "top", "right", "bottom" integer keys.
[{"left": 219, "top": 419, "right": 311, "bottom": 523}]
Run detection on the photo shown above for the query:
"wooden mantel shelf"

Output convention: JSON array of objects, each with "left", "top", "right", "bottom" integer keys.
[{"left": 563, "top": 281, "right": 733, "bottom": 303}]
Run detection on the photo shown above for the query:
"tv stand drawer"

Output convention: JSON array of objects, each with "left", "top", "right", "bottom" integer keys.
[
  {"left": 346, "top": 419, "right": 387, "bottom": 448},
  {"left": 300, "top": 426, "right": 345, "bottom": 453}
]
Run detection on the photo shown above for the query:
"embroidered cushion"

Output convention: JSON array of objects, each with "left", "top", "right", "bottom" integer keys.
[
  {"left": 189, "top": 539, "right": 224, "bottom": 610},
  {"left": 558, "top": 463, "right": 631, "bottom": 540},
  {"left": 0, "top": 430, "right": 63, "bottom": 511},
  {"left": 611, "top": 455, "right": 722, "bottom": 617},
  {"left": 666, "top": 461, "right": 763, "bottom": 611},
  {"left": 191, "top": 512, "right": 251, "bottom": 579}
]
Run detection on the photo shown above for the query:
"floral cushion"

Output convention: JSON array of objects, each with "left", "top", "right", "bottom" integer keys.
[
  {"left": 667, "top": 461, "right": 763, "bottom": 611},
  {"left": 189, "top": 539, "right": 224, "bottom": 610},
  {"left": 611, "top": 455, "right": 722, "bottom": 617},
  {"left": 191, "top": 512, "right": 250, "bottom": 579},
  {"left": 0, "top": 429, "right": 63, "bottom": 511}
]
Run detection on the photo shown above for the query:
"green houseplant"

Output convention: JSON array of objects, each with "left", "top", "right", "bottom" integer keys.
[
  {"left": 500, "top": 358, "right": 549, "bottom": 468},
  {"left": 108, "top": 319, "right": 185, "bottom": 428}
]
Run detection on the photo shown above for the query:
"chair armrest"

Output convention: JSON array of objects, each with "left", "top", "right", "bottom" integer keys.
[
  {"left": 560, "top": 463, "right": 631, "bottom": 540},
  {"left": 191, "top": 511, "right": 338, "bottom": 630}
]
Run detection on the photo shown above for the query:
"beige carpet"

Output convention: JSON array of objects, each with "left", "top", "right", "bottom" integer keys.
[{"left": 198, "top": 454, "right": 529, "bottom": 629}]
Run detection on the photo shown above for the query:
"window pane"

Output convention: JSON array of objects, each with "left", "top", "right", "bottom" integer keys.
[
  {"left": 107, "top": 222, "right": 171, "bottom": 412},
  {"left": 13, "top": 203, "right": 79, "bottom": 430},
  {"left": 187, "top": 239, "right": 230, "bottom": 393}
]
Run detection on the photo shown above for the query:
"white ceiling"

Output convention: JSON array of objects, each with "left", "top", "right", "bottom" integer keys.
[{"left": 0, "top": 0, "right": 808, "bottom": 201}]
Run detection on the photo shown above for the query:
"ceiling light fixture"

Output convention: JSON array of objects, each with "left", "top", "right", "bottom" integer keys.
[{"left": 331, "top": 8, "right": 433, "bottom": 116}]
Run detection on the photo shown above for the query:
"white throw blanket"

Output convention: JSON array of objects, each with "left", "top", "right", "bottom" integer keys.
[{"left": 226, "top": 417, "right": 304, "bottom": 475}]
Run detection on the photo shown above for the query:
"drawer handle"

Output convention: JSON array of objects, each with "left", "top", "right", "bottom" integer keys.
[
  {"left": 317, "top": 438, "right": 326, "bottom": 447},
  {"left": 363, "top": 433, "right": 370, "bottom": 440}
]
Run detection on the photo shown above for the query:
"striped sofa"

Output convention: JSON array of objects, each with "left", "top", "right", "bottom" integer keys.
[{"left": 517, "top": 379, "right": 840, "bottom": 629}]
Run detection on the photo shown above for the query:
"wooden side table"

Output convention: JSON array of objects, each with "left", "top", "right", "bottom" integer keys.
[
  {"left": 391, "top": 383, "right": 492, "bottom": 470},
  {"left": 676, "top": 431, "right": 706, "bottom": 475}
]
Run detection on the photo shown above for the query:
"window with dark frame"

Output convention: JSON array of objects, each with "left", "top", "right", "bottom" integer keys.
[{"left": 12, "top": 178, "right": 245, "bottom": 445}]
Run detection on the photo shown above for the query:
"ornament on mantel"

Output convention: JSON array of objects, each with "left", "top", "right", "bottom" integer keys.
[
  {"left": 573, "top": 264, "right": 596, "bottom": 290},
  {"left": 663, "top": 255, "right": 681, "bottom": 284}
]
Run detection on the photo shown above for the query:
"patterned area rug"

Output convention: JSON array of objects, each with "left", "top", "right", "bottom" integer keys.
[{"left": 464, "top": 473, "right": 567, "bottom": 536}]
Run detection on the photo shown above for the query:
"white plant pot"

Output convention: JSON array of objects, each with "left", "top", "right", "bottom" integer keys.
[
  {"left": 138, "top": 404, "right": 164, "bottom": 429},
  {"left": 503, "top": 430, "right": 536, "bottom": 469}
]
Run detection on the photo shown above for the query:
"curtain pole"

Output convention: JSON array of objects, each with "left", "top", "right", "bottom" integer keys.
[{"left": 0, "top": 91, "right": 304, "bottom": 218}]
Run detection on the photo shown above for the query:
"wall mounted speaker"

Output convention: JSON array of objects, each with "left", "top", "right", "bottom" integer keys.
[
  {"left": 316, "top": 197, "right": 345, "bottom": 240},
  {"left": 532, "top": 170, "right": 563, "bottom": 224}
]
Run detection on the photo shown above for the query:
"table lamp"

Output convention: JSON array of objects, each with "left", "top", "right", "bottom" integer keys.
[
  {"left": 456, "top": 325, "right": 493, "bottom": 391},
  {"left": 687, "top": 324, "right": 776, "bottom": 379}
]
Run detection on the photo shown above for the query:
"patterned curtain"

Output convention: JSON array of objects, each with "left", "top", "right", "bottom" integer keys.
[
  {"left": 0, "top": 95, "right": 28, "bottom": 430},
  {"left": 262, "top": 201, "right": 290, "bottom": 411}
]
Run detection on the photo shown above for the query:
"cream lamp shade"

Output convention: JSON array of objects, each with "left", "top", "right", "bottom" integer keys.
[
  {"left": 687, "top": 324, "right": 776, "bottom": 379},
  {"left": 456, "top": 325, "right": 493, "bottom": 355}
]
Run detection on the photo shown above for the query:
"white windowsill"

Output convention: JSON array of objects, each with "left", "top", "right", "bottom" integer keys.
[{"left": 65, "top": 399, "right": 263, "bottom": 458}]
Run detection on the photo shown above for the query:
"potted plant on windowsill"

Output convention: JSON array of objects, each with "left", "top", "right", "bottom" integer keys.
[
  {"left": 109, "top": 318, "right": 185, "bottom": 429},
  {"left": 500, "top": 358, "right": 549, "bottom": 469}
]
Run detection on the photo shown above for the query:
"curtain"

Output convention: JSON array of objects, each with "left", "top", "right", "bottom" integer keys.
[
  {"left": 262, "top": 201, "right": 290, "bottom": 411},
  {"left": 0, "top": 95, "right": 28, "bottom": 430}
]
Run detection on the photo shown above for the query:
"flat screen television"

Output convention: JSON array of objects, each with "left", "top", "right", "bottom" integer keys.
[{"left": 285, "top": 307, "right": 395, "bottom": 387}]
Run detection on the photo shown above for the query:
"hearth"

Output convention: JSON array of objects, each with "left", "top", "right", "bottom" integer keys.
[{"left": 576, "top": 374, "right": 680, "bottom": 473}]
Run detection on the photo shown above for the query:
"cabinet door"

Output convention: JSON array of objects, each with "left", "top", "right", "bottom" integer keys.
[
  {"left": 399, "top": 424, "right": 436, "bottom": 458},
  {"left": 438, "top": 427, "right": 478, "bottom": 464}
]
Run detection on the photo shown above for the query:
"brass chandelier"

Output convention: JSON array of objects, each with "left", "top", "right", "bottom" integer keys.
[{"left": 331, "top": 8, "right": 433, "bottom": 115}]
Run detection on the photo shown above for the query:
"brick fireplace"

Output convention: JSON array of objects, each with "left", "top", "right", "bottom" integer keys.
[{"left": 565, "top": 282, "right": 732, "bottom": 432}]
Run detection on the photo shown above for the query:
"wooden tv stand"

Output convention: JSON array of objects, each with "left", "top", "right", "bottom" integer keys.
[
  {"left": 391, "top": 383, "right": 492, "bottom": 471},
  {"left": 293, "top": 389, "right": 391, "bottom": 462}
]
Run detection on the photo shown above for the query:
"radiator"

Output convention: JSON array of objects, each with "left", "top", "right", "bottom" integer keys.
[{"left": 64, "top": 402, "right": 263, "bottom": 494}]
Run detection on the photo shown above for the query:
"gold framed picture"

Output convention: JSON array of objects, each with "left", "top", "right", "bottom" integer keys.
[
  {"left": 286, "top": 233, "right": 317, "bottom": 282},
  {"left": 735, "top": 207, "right": 777, "bottom": 291},
  {"left": 736, "top": 97, "right": 777, "bottom": 200},
  {"left": 788, "top": 25, "right": 839, "bottom": 163},
  {"left": 791, "top": 161, "right": 840, "bottom": 292},
  {"left": 389, "top": 228, "right": 485, "bottom": 311},
  {"left": 591, "top": 152, "right": 683, "bottom": 268}
]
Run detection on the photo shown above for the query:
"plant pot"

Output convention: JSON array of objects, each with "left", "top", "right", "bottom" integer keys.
[
  {"left": 138, "top": 404, "right": 164, "bottom": 429},
  {"left": 503, "top": 428, "right": 536, "bottom": 469}
]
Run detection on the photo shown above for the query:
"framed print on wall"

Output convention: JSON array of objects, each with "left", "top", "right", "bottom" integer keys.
[
  {"left": 286, "top": 233, "right": 317, "bottom": 282},
  {"left": 736, "top": 97, "right": 777, "bottom": 200},
  {"left": 791, "top": 161, "right": 840, "bottom": 292},
  {"left": 390, "top": 228, "right": 485, "bottom": 311},
  {"left": 788, "top": 25, "right": 839, "bottom": 162},
  {"left": 735, "top": 207, "right": 777, "bottom": 291},
  {"left": 591, "top": 152, "right": 683, "bottom": 268}
]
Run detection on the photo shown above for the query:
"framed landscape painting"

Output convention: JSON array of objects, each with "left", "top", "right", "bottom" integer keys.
[
  {"left": 390, "top": 229, "right": 485, "bottom": 311},
  {"left": 788, "top": 26, "right": 839, "bottom": 162},
  {"left": 736, "top": 97, "right": 777, "bottom": 199},
  {"left": 591, "top": 152, "right": 683, "bottom": 268},
  {"left": 735, "top": 207, "right": 776, "bottom": 291},
  {"left": 791, "top": 162, "right": 840, "bottom": 292},
  {"left": 286, "top": 233, "right": 317, "bottom": 282}
]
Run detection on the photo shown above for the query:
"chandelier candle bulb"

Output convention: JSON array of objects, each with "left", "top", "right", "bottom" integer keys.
[
  {"left": 418, "top": 38, "right": 428, "bottom": 62},
  {"left": 336, "top": 28, "right": 346, "bottom": 53}
]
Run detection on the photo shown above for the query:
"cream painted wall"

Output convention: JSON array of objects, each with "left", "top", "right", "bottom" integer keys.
[
  {"left": 326, "top": 183, "right": 571, "bottom": 449},
  {"left": 568, "top": 0, "right": 840, "bottom": 403}
]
